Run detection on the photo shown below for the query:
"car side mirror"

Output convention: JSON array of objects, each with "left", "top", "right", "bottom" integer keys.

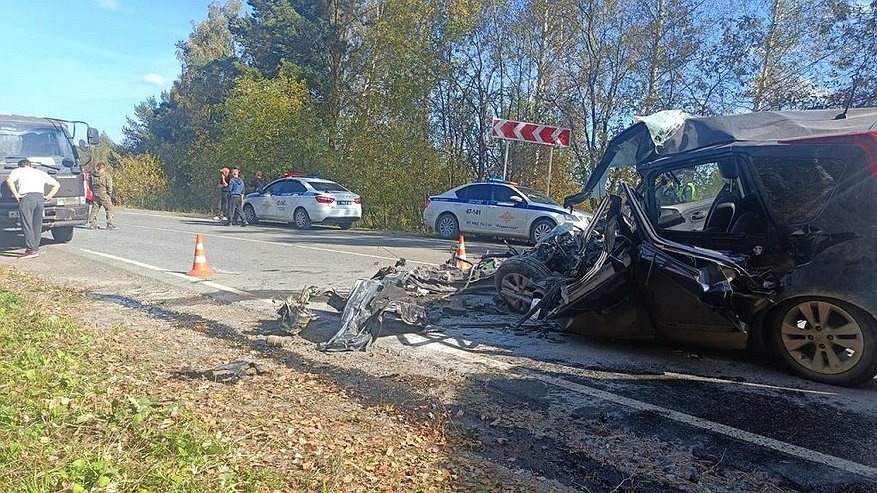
[
  {"left": 78, "top": 139, "right": 89, "bottom": 152},
  {"left": 87, "top": 127, "right": 100, "bottom": 146},
  {"left": 509, "top": 196, "right": 523, "bottom": 203}
]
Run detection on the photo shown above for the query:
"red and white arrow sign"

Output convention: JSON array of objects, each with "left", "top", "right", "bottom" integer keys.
[{"left": 491, "top": 117, "right": 571, "bottom": 147}]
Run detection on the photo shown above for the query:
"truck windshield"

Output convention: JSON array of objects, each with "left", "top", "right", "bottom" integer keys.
[{"left": 0, "top": 122, "right": 74, "bottom": 167}]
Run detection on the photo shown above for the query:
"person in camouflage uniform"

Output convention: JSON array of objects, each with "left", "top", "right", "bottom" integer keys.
[{"left": 87, "top": 162, "right": 116, "bottom": 230}]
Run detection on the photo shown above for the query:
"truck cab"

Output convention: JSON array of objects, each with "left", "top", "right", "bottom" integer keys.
[{"left": 0, "top": 114, "right": 99, "bottom": 242}]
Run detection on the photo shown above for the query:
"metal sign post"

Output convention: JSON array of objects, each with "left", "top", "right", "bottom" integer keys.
[
  {"left": 502, "top": 140, "right": 510, "bottom": 180},
  {"left": 547, "top": 145, "right": 554, "bottom": 195}
]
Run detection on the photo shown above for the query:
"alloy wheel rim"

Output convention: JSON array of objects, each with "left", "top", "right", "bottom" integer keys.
[
  {"left": 500, "top": 272, "right": 534, "bottom": 312},
  {"left": 533, "top": 223, "right": 553, "bottom": 242},
  {"left": 439, "top": 217, "right": 455, "bottom": 237},
  {"left": 295, "top": 211, "right": 307, "bottom": 227},
  {"left": 780, "top": 301, "right": 864, "bottom": 375}
]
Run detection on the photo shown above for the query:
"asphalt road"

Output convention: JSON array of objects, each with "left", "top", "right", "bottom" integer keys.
[{"left": 3, "top": 209, "right": 876, "bottom": 492}]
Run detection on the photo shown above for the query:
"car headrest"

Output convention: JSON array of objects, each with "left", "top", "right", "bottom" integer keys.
[{"left": 718, "top": 159, "right": 738, "bottom": 179}]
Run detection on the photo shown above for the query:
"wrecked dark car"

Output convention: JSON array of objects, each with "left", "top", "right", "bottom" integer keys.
[{"left": 495, "top": 108, "right": 877, "bottom": 386}]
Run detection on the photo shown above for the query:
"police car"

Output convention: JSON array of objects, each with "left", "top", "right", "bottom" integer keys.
[
  {"left": 243, "top": 175, "right": 362, "bottom": 229},
  {"left": 423, "top": 179, "right": 592, "bottom": 243}
]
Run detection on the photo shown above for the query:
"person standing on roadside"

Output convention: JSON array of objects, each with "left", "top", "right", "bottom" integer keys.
[
  {"left": 252, "top": 170, "right": 265, "bottom": 193},
  {"left": 214, "top": 167, "right": 230, "bottom": 221},
  {"left": 225, "top": 167, "right": 248, "bottom": 227},
  {"left": 87, "top": 162, "right": 116, "bottom": 230},
  {"left": 5, "top": 159, "right": 60, "bottom": 259}
]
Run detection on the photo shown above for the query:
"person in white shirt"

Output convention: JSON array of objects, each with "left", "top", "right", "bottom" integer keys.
[{"left": 5, "top": 159, "right": 60, "bottom": 259}]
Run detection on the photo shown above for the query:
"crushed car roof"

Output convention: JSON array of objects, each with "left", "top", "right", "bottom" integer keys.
[{"left": 571, "top": 107, "right": 877, "bottom": 203}]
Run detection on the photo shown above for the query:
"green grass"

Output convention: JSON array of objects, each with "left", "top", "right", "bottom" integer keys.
[{"left": 0, "top": 288, "right": 275, "bottom": 492}]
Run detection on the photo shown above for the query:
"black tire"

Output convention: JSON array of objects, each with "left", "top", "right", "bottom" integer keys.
[
  {"left": 769, "top": 297, "right": 877, "bottom": 387},
  {"left": 51, "top": 226, "right": 74, "bottom": 243},
  {"left": 243, "top": 204, "right": 258, "bottom": 224},
  {"left": 494, "top": 255, "right": 554, "bottom": 313},
  {"left": 293, "top": 208, "right": 312, "bottom": 229},
  {"left": 435, "top": 212, "right": 459, "bottom": 239},
  {"left": 530, "top": 218, "right": 556, "bottom": 244},
  {"left": 338, "top": 221, "right": 354, "bottom": 230}
]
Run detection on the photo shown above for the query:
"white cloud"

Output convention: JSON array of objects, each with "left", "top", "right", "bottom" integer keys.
[
  {"left": 97, "top": 0, "right": 120, "bottom": 9},
  {"left": 142, "top": 73, "right": 166, "bottom": 87}
]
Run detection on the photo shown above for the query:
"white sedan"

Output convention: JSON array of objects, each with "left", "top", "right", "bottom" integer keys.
[
  {"left": 243, "top": 177, "right": 362, "bottom": 229},
  {"left": 423, "top": 180, "right": 591, "bottom": 243}
]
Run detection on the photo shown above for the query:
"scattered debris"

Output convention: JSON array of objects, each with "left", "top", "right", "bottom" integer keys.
[
  {"left": 277, "top": 286, "right": 324, "bottom": 334},
  {"left": 175, "top": 359, "right": 266, "bottom": 384},
  {"left": 315, "top": 260, "right": 497, "bottom": 352}
]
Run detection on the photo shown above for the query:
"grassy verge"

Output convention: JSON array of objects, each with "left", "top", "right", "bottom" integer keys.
[
  {"left": 0, "top": 268, "right": 526, "bottom": 493},
  {"left": 0, "top": 273, "right": 274, "bottom": 492}
]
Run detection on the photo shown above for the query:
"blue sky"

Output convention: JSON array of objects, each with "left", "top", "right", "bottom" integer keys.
[{"left": 0, "top": 0, "right": 217, "bottom": 143}]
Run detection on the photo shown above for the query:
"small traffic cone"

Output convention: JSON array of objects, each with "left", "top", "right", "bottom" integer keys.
[
  {"left": 186, "top": 234, "right": 215, "bottom": 277},
  {"left": 455, "top": 234, "right": 470, "bottom": 270}
]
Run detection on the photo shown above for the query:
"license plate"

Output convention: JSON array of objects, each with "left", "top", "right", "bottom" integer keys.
[{"left": 337, "top": 200, "right": 352, "bottom": 206}]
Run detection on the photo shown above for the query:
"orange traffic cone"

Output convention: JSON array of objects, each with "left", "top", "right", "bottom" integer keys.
[
  {"left": 455, "top": 234, "right": 470, "bottom": 270},
  {"left": 186, "top": 234, "right": 215, "bottom": 277}
]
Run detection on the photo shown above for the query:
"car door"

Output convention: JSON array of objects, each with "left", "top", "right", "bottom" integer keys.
[
  {"left": 252, "top": 180, "right": 284, "bottom": 220},
  {"left": 623, "top": 184, "right": 774, "bottom": 345},
  {"left": 278, "top": 179, "right": 308, "bottom": 221},
  {"left": 489, "top": 184, "right": 528, "bottom": 236},
  {"left": 456, "top": 184, "right": 492, "bottom": 234}
]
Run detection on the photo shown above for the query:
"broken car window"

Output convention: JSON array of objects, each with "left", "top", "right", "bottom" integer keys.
[
  {"left": 753, "top": 157, "right": 845, "bottom": 225},
  {"left": 655, "top": 162, "right": 727, "bottom": 232}
]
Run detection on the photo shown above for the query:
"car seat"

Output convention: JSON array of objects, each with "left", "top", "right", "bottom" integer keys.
[{"left": 704, "top": 160, "right": 741, "bottom": 232}]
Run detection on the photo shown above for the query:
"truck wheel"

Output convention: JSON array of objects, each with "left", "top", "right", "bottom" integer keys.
[
  {"left": 770, "top": 297, "right": 877, "bottom": 387},
  {"left": 293, "top": 208, "right": 312, "bottom": 229},
  {"left": 51, "top": 227, "right": 74, "bottom": 243},
  {"left": 436, "top": 213, "right": 459, "bottom": 239},
  {"left": 494, "top": 256, "right": 553, "bottom": 313},
  {"left": 243, "top": 204, "right": 259, "bottom": 224}
]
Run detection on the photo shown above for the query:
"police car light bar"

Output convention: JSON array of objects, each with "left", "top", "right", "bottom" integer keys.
[{"left": 486, "top": 176, "right": 519, "bottom": 185}]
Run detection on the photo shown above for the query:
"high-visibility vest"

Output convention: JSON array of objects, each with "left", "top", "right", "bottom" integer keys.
[{"left": 677, "top": 182, "right": 697, "bottom": 201}]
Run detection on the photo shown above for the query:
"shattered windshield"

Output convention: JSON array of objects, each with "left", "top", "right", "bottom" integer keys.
[
  {"left": 0, "top": 122, "right": 74, "bottom": 167},
  {"left": 517, "top": 186, "right": 560, "bottom": 206}
]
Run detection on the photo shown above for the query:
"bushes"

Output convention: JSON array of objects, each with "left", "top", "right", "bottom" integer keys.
[{"left": 113, "top": 153, "right": 170, "bottom": 210}]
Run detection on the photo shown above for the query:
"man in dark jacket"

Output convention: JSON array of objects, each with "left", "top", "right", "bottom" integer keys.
[
  {"left": 252, "top": 170, "right": 265, "bottom": 193},
  {"left": 87, "top": 162, "right": 116, "bottom": 230}
]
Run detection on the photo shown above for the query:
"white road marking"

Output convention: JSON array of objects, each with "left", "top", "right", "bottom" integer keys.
[
  {"left": 443, "top": 349, "right": 877, "bottom": 479},
  {"left": 535, "top": 370, "right": 877, "bottom": 479},
  {"left": 79, "top": 248, "right": 275, "bottom": 306},
  {"left": 124, "top": 223, "right": 439, "bottom": 265}
]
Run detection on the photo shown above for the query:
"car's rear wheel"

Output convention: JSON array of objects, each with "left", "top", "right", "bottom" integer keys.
[
  {"left": 51, "top": 226, "right": 74, "bottom": 243},
  {"left": 436, "top": 213, "right": 459, "bottom": 239},
  {"left": 770, "top": 297, "right": 877, "bottom": 386},
  {"left": 293, "top": 208, "right": 312, "bottom": 229},
  {"left": 530, "top": 218, "right": 556, "bottom": 244},
  {"left": 338, "top": 220, "right": 354, "bottom": 230},
  {"left": 494, "top": 256, "right": 554, "bottom": 313},
  {"left": 243, "top": 204, "right": 258, "bottom": 224}
]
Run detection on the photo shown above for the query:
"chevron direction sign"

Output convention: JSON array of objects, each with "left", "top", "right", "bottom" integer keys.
[{"left": 491, "top": 117, "right": 571, "bottom": 147}]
